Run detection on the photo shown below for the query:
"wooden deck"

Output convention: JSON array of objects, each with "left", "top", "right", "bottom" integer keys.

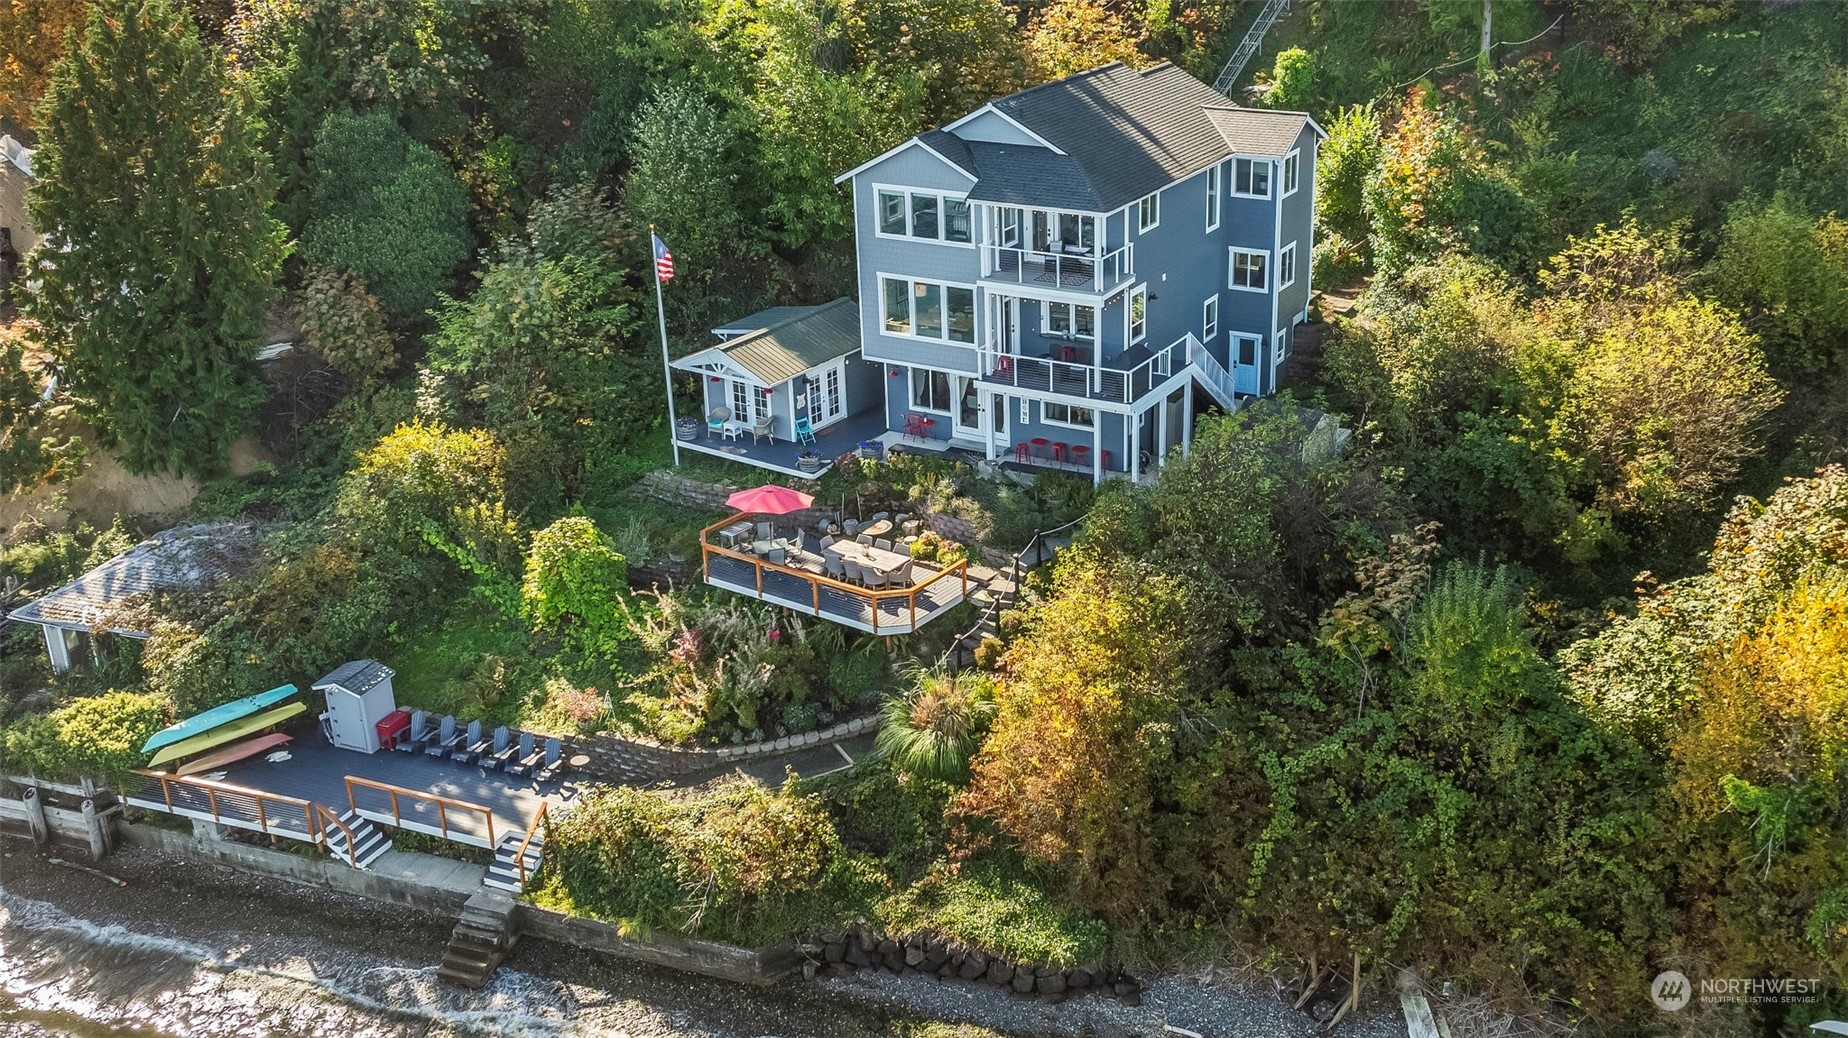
[{"left": 126, "top": 719, "right": 571, "bottom": 847}]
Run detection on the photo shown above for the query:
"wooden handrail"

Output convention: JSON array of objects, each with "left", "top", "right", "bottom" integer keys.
[
  {"left": 344, "top": 775, "right": 495, "bottom": 846},
  {"left": 514, "top": 802, "right": 548, "bottom": 887},
  {"left": 315, "top": 803, "right": 359, "bottom": 866},
  {"left": 132, "top": 769, "right": 318, "bottom": 838}
]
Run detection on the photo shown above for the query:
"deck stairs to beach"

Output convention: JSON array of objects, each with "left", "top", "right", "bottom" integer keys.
[
  {"left": 438, "top": 889, "right": 520, "bottom": 988},
  {"left": 484, "top": 828, "right": 545, "bottom": 894},
  {"left": 320, "top": 808, "right": 392, "bottom": 870}
]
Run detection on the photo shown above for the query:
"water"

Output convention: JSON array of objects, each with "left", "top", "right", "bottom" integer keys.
[{"left": 0, "top": 848, "right": 913, "bottom": 1038}]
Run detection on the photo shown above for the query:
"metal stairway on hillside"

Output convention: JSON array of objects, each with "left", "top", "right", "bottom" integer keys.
[
  {"left": 484, "top": 829, "right": 545, "bottom": 893},
  {"left": 1213, "top": 0, "right": 1291, "bottom": 96}
]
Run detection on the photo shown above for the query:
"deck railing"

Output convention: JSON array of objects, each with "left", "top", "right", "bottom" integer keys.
[
  {"left": 314, "top": 802, "right": 359, "bottom": 867},
  {"left": 981, "top": 242, "right": 1134, "bottom": 293},
  {"left": 978, "top": 336, "right": 1179, "bottom": 405},
  {"left": 344, "top": 775, "right": 496, "bottom": 848},
  {"left": 133, "top": 769, "right": 319, "bottom": 841},
  {"left": 514, "top": 801, "right": 548, "bottom": 888},
  {"left": 699, "top": 513, "right": 969, "bottom": 634}
]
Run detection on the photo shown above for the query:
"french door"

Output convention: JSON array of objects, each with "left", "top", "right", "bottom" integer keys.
[{"left": 805, "top": 362, "right": 845, "bottom": 429}]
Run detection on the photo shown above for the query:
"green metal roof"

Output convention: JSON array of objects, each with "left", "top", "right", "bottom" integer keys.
[{"left": 688, "top": 297, "right": 861, "bottom": 385}]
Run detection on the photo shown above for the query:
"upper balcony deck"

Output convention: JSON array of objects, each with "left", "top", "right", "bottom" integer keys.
[{"left": 978, "top": 242, "right": 1135, "bottom": 297}]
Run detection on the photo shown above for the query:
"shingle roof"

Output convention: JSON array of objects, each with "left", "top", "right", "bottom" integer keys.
[
  {"left": 6, "top": 522, "right": 267, "bottom": 634},
  {"left": 690, "top": 298, "right": 861, "bottom": 385},
  {"left": 1203, "top": 105, "right": 1316, "bottom": 158},
  {"left": 851, "top": 62, "right": 1321, "bottom": 213},
  {"left": 314, "top": 659, "right": 396, "bottom": 696}
]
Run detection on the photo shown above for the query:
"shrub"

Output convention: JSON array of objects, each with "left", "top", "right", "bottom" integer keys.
[
  {"left": 1, "top": 690, "right": 170, "bottom": 783},
  {"left": 295, "top": 265, "right": 397, "bottom": 380},
  {"left": 523, "top": 516, "right": 630, "bottom": 660},
  {"left": 875, "top": 664, "right": 995, "bottom": 782}
]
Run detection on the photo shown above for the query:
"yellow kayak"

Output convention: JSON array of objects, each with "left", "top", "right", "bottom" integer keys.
[{"left": 147, "top": 703, "right": 307, "bottom": 769}]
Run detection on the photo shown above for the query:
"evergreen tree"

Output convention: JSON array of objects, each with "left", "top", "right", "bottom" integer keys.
[{"left": 26, "top": 0, "right": 284, "bottom": 475}]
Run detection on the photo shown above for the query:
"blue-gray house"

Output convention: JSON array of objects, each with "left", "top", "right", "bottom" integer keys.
[{"left": 834, "top": 61, "right": 1323, "bottom": 483}]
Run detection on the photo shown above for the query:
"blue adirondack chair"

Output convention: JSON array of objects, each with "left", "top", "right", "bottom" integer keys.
[{"left": 792, "top": 415, "right": 816, "bottom": 447}]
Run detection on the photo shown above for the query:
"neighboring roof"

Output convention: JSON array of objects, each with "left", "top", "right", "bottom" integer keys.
[
  {"left": 1, "top": 136, "right": 33, "bottom": 178},
  {"left": 6, "top": 522, "right": 268, "bottom": 635},
  {"left": 712, "top": 305, "right": 819, "bottom": 339},
  {"left": 680, "top": 298, "right": 861, "bottom": 385},
  {"left": 314, "top": 659, "right": 396, "bottom": 696},
  {"left": 841, "top": 62, "right": 1325, "bottom": 212},
  {"left": 1202, "top": 105, "right": 1317, "bottom": 158}
]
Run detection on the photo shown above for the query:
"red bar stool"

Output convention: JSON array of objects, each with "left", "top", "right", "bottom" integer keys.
[
  {"left": 1059, "top": 345, "right": 1076, "bottom": 362},
  {"left": 1100, "top": 449, "right": 1112, "bottom": 473},
  {"left": 902, "top": 413, "right": 924, "bottom": 440},
  {"left": 1051, "top": 442, "right": 1068, "bottom": 464},
  {"left": 1014, "top": 442, "right": 1031, "bottom": 463},
  {"left": 995, "top": 355, "right": 1013, "bottom": 376},
  {"left": 917, "top": 416, "right": 936, "bottom": 440},
  {"left": 1069, "top": 444, "right": 1090, "bottom": 469},
  {"left": 1029, "top": 436, "right": 1050, "bottom": 461}
]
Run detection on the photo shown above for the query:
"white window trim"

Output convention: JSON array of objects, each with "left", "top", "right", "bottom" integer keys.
[
  {"left": 908, "top": 368, "right": 954, "bottom": 415},
  {"left": 1231, "top": 157, "right": 1272, "bottom": 200},
  {"left": 1128, "top": 285, "right": 1147, "bottom": 345},
  {"left": 871, "top": 182, "right": 976, "bottom": 248},
  {"left": 877, "top": 273, "right": 979, "bottom": 344},
  {"left": 1204, "top": 163, "right": 1221, "bottom": 232},
  {"left": 1228, "top": 248, "right": 1269, "bottom": 293},
  {"left": 1282, "top": 150, "right": 1301, "bottom": 198},
  {"left": 1233, "top": 333, "right": 1263, "bottom": 368},
  {"left": 1202, "top": 295, "right": 1218, "bottom": 341},
  {"left": 1279, "top": 242, "right": 1297, "bottom": 289},
  {"left": 1137, "top": 191, "right": 1160, "bottom": 232},
  {"left": 1274, "top": 330, "right": 1289, "bottom": 365},
  {"left": 1040, "top": 300, "right": 1098, "bottom": 342},
  {"left": 1041, "top": 401, "right": 1096, "bottom": 430}
]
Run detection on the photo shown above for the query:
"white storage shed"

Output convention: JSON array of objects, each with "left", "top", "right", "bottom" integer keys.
[{"left": 314, "top": 659, "right": 398, "bottom": 753}]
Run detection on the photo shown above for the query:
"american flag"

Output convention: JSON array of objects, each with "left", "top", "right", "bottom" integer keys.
[{"left": 652, "top": 234, "right": 675, "bottom": 282}]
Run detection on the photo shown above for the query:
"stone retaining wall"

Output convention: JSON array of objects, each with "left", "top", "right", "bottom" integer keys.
[
  {"left": 573, "top": 713, "right": 880, "bottom": 784},
  {"left": 805, "top": 927, "right": 1141, "bottom": 1006},
  {"left": 632, "top": 470, "right": 838, "bottom": 532},
  {"left": 519, "top": 904, "right": 799, "bottom": 986}
]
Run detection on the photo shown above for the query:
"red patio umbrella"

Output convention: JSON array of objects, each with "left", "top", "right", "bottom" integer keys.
[{"left": 725, "top": 484, "right": 815, "bottom": 514}]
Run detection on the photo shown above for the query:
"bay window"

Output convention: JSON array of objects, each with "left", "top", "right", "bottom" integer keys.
[{"left": 874, "top": 186, "right": 972, "bottom": 244}]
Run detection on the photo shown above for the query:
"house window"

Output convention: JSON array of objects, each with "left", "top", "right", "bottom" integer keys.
[
  {"left": 1043, "top": 301, "right": 1097, "bottom": 340},
  {"left": 1274, "top": 330, "right": 1289, "bottom": 365},
  {"left": 881, "top": 275, "right": 976, "bottom": 342},
  {"left": 1229, "top": 248, "right": 1268, "bottom": 292},
  {"left": 1202, "top": 295, "right": 1218, "bottom": 342},
  {"left": 999, "top": 207, "right": 1021, "bottom": 247},
  {"left": 910, "top": 368, "right": 951, "bottom": 412},
  {"left": 874, "top": 187, "right": 973, "bottom": 245},
  {"left": 1042, "top": 401, "right": 1094, "bottom": 428},
  {"left": 1282, "top": 150, "right": 1300, "bottom": 197},
  {"left": 1129, "top": 286, "right": 1147, "bottom": 344},
  {"left": 1137, "top": 191, "right": 1160, "bottom": 232},
  {"left": 1279, "top": 243, "right": 1297, "bottom": 289},
  {"left": 1205, "top": 163, "right": 1221, "bottom": 231},
  {"left": 1233, "top": 158, "right": 1271, "bottom": 198}
]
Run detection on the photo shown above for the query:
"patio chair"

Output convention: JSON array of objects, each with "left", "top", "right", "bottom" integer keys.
[
  {"left": 842, "top": 518, "right": 859, "bottom": 536},
  {"left": 534, "top": 739, "right": 565, "bottom": 786},
  {"left": 864, "top": 568, "right": 888, "bottom": 591},
  {"left": 874, "top": 538, "right": 894, "bottom": 552},
  {"left": 482, "top": 726, "right": 513, "bottom": 770},
  {"left": 705, "top": 406, "right": 731, "bottom": 439},
  {"left": 452, "top": 720, "right": 488, "bottom": 764},
  {"left": 395, "top": 710, "right": 429, "bottom": 753},
  {"left": 892, "top": 559, "right": 914, "bottom": 587},
  {"left": 856, "top": 533, "right": 873, "bottom": 545},
  {"left": 749, "top": 414, "right": 774, "bottom": 443},
  {"left": 869, "top": 512, "right": 890, "bottom": 523},
  {"left": 841, "top": 559, "right": 863, "bottom": 586},
  {"left": 506, "top": 732, "right": 538, "bottom": 777},
  {"left": 767, "top": 546, "right": 787, "bottom": 564},
  {"left": 825, "top": 556, "right": 847, "bottom": 583},
  {"left": 424, "top": 715, "right": 462, "bottom": 758},
  {"left": 820, "top": 534, "right": 836, "bottom": 549},
  {"left": 756, "top": 520, "right": 774, "bottom": 540}
]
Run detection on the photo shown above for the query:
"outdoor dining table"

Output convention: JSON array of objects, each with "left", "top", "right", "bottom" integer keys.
[
  {"left": 828, "top": 540, "right": 910, "bottom": 575},
  {"left": 859, "top": 519, "right": 894, "bottom": 539}
]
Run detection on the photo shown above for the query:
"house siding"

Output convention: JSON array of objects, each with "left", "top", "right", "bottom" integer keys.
[
  {"left": 950, "top": 109, "right": 1041, "bottom": 146},
  {"left": 851, "top": 146, "right": 982, "bottom": 375}
]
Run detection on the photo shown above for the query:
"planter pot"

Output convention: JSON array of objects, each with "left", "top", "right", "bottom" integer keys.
[
  {"left": 675, "top": 419, "right": 700, "bottom": 441},
  {"left": 796, "top": 455, "right": 824, "bottom": 473}
]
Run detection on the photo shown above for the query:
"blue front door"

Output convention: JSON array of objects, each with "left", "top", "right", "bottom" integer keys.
[{"left": 1233, "top": 334, "right": 1262, "bottom": 395}]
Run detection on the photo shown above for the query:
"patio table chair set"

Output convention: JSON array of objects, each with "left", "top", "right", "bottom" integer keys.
[{"left": 395, "top": 709, "right": 568, "bottom": 788}]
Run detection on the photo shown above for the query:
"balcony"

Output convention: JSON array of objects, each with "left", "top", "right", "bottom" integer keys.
[
  {"left": 977, "top": 335, "right": 1180, "bottom": 405},
  {"left": 980, "top": 242, "right": 1133, "bottom": 296}
]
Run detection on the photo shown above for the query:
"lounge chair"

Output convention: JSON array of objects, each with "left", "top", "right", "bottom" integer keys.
[
  {"left": 395, "top": 710, "right": 429, "bottom": 753},
  {"left": 424, "top": 715, "right": 462, "bottom": 758},
  {"left": 506, "top": 732, "right": 539, "bottom": 777},
  {"left": 452, "top": 720, "right": 488, "bottom": 764},
  {"left": 706, "top": 406, "right": 731, "bottom": 439},
  {"left": 533, "top": 738, "right": 564, "bottom": 786},
  {"left": 749, "top": 414, "right": 774, "bottom": 443},
  {"left": 481, "top": 726, "right": 513, "bottom": 770}
]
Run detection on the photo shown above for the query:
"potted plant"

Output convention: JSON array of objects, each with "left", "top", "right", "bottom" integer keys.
[
  {"left": 675, "top": 417, "right": 700, "bottom": 441},
  {"left": 795, "top": 447, "right": 825, "bottom": 473}
]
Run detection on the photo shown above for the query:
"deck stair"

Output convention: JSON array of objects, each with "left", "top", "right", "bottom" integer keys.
[
  {"left": 438, "top": 889, "right": 519, "bottom": 988},
  {"left": 320, "top": 809, "right": 392, "bottom": 870},
  {"left": 484, "top": 828, "right": 545, "bottom": 894}
]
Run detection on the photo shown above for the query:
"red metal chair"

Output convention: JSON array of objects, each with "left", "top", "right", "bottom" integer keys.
[
  {"left": 1051, "top": 442, "right": 1068, "bottom": 464},
  {"left": 995, "top": 355, "right": 1013, "bottom": 377},
  {"left": 902, "top": 413, "right": 925, "bottom": 440},
  {"left": 1100, "top": 449, "right": 1112, "bottom": 473},
  {"left": 917, "top": 416, "right": 936, "bottom": 440},
  {"left": 1014, "top": 442, "right": 1031, "bottom": 463}
]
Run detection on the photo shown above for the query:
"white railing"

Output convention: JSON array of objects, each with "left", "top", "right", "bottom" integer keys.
[
  {"left": 979, "top": 337, "right": 1179, "bottom": 405},
  {"left": 981, "top": 242, "right": 1133, "bottom": 294},
  {"left": 1185, "top": 335, "right": 1240, "bottom": 407}
]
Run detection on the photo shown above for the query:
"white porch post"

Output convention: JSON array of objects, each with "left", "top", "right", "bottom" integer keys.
[
  {"left": 1157, "top": 394, "right": 1170, "bottom": 468},
  {"left": 1129, "top": 407, "right": 1142, "bottom": 484},
  {"left": 42, "top": 624, "right": 70, "bottom": 674},
  {"left": 1093, "top": 420, "right": 1103, "bottom": 486},
  {"left": 982, "top": 390, "right": 997, "bottom": 462},
  {"left": 1182, "top": 383, "right": 1195, "bottom": 457}
]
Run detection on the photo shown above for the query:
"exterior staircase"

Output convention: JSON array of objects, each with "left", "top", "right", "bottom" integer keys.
[
  {"left": 484, "top": 829, "right": 545, "bottom": 894},
  {"left": 1186, "top": 335, "right": 1242, "bottom": 411},
  {"left": 320, "top": 808, "right": 391, "bottom": 870},
  {"left": 438, "top": 889, "right": 520, "bottom": 988},
  {"left": 1212, "top": 0, "right": 1292, "bottom": 96}
]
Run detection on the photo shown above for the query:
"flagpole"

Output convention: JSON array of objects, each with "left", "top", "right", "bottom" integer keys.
[{"left": 651, "top": 224, "right": 680, "bottom": 466}]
